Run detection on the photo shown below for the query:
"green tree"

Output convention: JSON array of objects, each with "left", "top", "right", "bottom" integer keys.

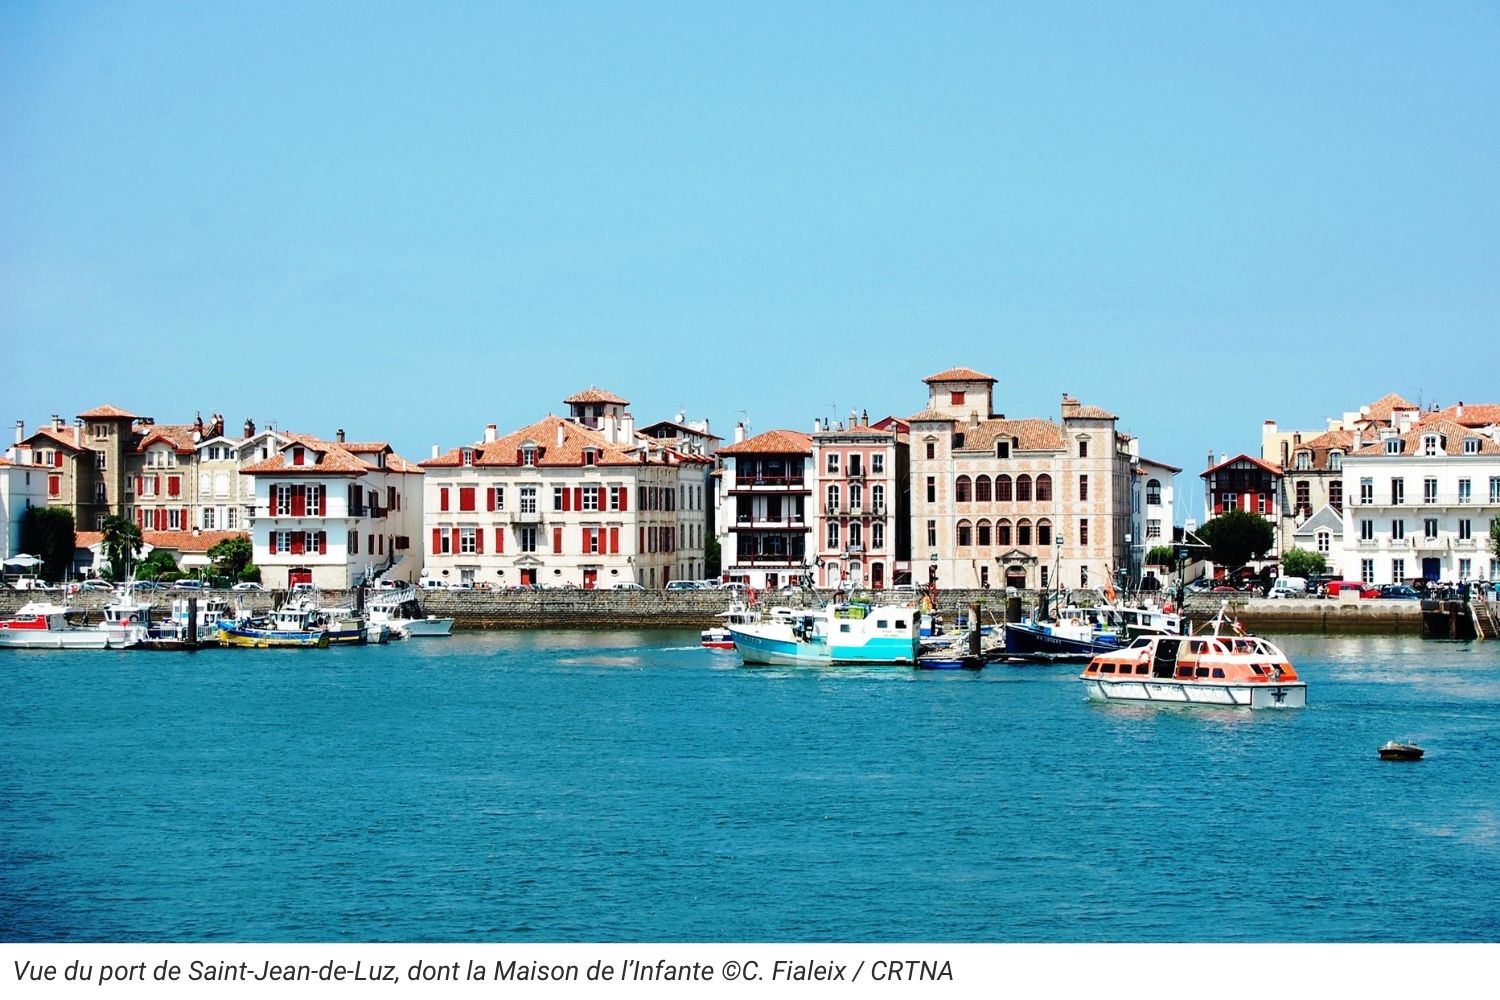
[
  {"left": 208, "top": 535, "right": 254, "bottom": 579},
  {"left": 1280, "top": 546, "right": 1328, "bottom": 578},
  {"left": 1195, "top": 508, "right": 1276, "bottom": 569},
  {"left": 137, "top": 550, "right": 181, "bottom": 582},
  {"left": 705, "top": 534, "right": 721, "bottom": 578},
  {"left": 1145, "top": 545, "right": 1176, "bottom": 568},
  {"left": 1491, "top": 518, "right": 1500, "bottom": 562},
  {"left": 100, "top": 514, "right": 144, "bottom": 581},
  {"left": 20, "top": 506, "right": 75, "bottom": 581}
]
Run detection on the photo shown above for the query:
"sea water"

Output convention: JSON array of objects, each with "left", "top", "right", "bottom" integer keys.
[{"left": 2, "top": 632, "right": 1497, "bottom": 942}]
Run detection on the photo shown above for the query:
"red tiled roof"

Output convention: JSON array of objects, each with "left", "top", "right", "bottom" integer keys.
[
  {"left": 563, "top": 387, "right": 630, "bottom": 406},
  {"left": 636, "top": 420, "right": 724, "bottom": 441},
  {"left": 718, "top": 429, "right": 814, "bottom": 456},
  {"left": 421, "top": 416, "right": 658, "bottom": 469},
  {"left": 1350, "top": 419, "right": 1500, "bottom": 457},
  {"left": 1201, "top": 454, "right": 1283, "bottom": 478},
  {"left": 923, "top": 367, "right": 998, "bottom": 384},
  {"left": 961, "top": 418, "right": 1066, "bottom": 452},
  {"left": 1434, "top": 402, "right": 1500, "bottom": 427},
  {"left": 137, "top": 424, "right": 198, "bottom": 454},
  {"left": 1072, "top": 404, "right": 1117, "bottom": 420},
  {"left": 241, "top": 434, "right": 420, "bottom": 476},
  {"left": 78, "top": 404, "right": 139, "bottom": 420},
  {"left": 1361, "top": 393, "right": 1417, "bottom": 423},
  {"left": 75, "top": 530, "right": 249, "bottom": 553},
  {"left": 24, "top": 427, "right": 84, "bottom": 451},
  {"left": 906, "top": 409, "right": 957, "bottom": 422}
]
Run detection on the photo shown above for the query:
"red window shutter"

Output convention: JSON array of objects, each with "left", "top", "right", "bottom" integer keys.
[
  {"left": 292, "top": 485, "right": 306, "bottom": 517},
  {"left": 153, "top": 475, "right": 161, "bottom": 494},
  {"left": 136, "top": 476, "right": 143, "bottom": 495},
  {"left": 270, "top": 532, "right": 278, "bottom": 554},
  {"left": 561, "top": 488, "right": 571, "bottom": 512},
  {"left": 319, "top": 532, "right": 327, "bottom": 555},
  {"left": 574, "top": 487, "right": 583, "bottom": 510},
  {"left": 475, "top": 530, "right": 484, "bottom": 554},
  {"left": 450, "top": 528, "right": 460, "bottom": 554},
  {"left": 495, "top": 528, "right": 504, "bottom": 553},
  {"left": 350, "top": 531, "right": 358, "bottom": 555},
  {"left": 460, "top": 486, "right": 475, "bottom": 512},
  {"left": 552, "top": 526, "right": 563, "bottom": 552},
  {"left": 290, "top": 532, "right": 303, "bottom": 555},
  {"left": 440, "top": 487, "right": 449, "bottom": 512},
  {"left": 619, "top": 487, "right": 628, "bottom": 511},
  {"left": 155, "top": 508, "right": 166, "bottom": 531},
  {"left": 182, "top": 507, "right": 188, "bottom": 528},
  {"left": 639, "top": 527, "right": 645, "bottom": 552},
  {"left": 168, "top": 476, "right": 180, "bottom": 497},
  {"left": 486, "top": 488, "right": 495, "bottom": 512},
  {"left": 432, "top": 528, "right": 441, "bottom": 554},
  {"left": 609, "top": 527, "right": 619, "bottom": 554}
]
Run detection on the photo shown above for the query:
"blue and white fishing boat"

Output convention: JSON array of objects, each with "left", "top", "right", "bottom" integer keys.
[
  {"left": 217, "top": 606, "right": 329, "bottom": 648},
  {"left": 729, "top": 600, "right": 920, "bottom": 666}
]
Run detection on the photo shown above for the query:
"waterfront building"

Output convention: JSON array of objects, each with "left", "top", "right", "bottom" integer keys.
[
  {"left": 242, "top": 431, "right": 425, "bottom": 589},
  {"left": 637, "top": 413, "right": 720, "bottom": 584},
  {"left": 1, "top": 430, "right": 49, "bottom": 563},
  {"left": 1198, "top": 453, "right": 1283, "bottom": 574},
  {"left": 907, "top": 368, "right": 1134, "bottom": 591},
  {"left": 717, "top": 426, "right": 814, "bottom": 589},
  {"left": 809, "top": 410, "right": 909, "bottom": 589},
  {"left": 1129, "top": 451, "right": 1179, "bottom": 586},
  {"left": 73, "top": 528, "right": 250, "bottom": 579},
  {"left": 420, "top": 389, "right": 711, "bottom": 589},
  {"left": 1340, "top": 415, "right": 1500, "bottom": 585}
]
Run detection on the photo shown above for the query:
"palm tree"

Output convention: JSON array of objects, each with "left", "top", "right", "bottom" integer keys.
[{"left": 100, "top": 514, "right": 143, "bottom": 581}]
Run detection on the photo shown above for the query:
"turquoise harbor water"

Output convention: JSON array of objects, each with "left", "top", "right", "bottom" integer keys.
[{"left": 2, "top": 632, "right": 1498, "bottom": 943}]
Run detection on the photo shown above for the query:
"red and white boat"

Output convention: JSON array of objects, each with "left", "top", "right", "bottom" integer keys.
[
  {"left": 1080, "top": 605, "right": 1306, "bottom": 710},
  {"left": 0, "top": 602, "right": 111, "bottom": 649}
]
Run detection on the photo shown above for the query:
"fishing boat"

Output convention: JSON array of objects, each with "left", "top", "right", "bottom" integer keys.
[
  {"left": 0, "top": 602, "right": 111, "bottom": 649},
  {"left": 366, "top": 587, "right": 453, "bottom": 638},
  {"left": 1080, "top": 604, "right": 1306, "bottom": 710},
  {"left": 728, "top": 600, "right": 920, "bottom": 666},
  {"left": 1378, "top": 741, "right": 1424, "bottom": 761},
  {"left": 699, "top": 602, "right": 782, "bottom": 649},
  {"left": 217, "top": 606, "right": 330, "bottom": 648},
  {"left": 97, "top": 598, "right": 157, "bottom": 648}
]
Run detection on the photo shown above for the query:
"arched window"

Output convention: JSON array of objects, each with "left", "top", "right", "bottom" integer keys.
[
  {"left": 996, "top": 518, "right": 1012, "bottom": 546},
  {"left": 995, "top": 475, "right": 1012, "bottom": 502},
  {"left": 1017, "top": 518, "right": 1033, "bottom": 546},
  {"left": 849, "top": 483, "right": 863, "bottom": 510},
  {"left": 1146, "top": 478, "right": 1162, "bottom": 505},
  {"left": 1017, "top": 475, "right": 1033, "bottom": 502},
  {"left": 872, "top": 484, "right": 885, "bottom": 512},
  {"left": 977, "top": 518, "right": 992, "bottom": 547},
  {"left": 975, "top": 475, "right": 992, "bottom": 502},
  {"left": 827, "top": 484, "right": 840, "bottom": 513},
  {"left": 957, "top": 519, "right": 973, "bottom": 547},
  {"left": 1035, "top": 474, "right": 1052, "bottom": 501},
  {"left": 849, "top": 522, "right": 862, "bottom": 547},
  {"left": 955, "top": 475, "right": 972, "bottom": 503},
  {"left": 1036, "top": 518, "right": 1052, "bottom": 546}
]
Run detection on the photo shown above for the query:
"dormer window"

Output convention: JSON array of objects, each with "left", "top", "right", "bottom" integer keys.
[
  {"left": 1294, "top": 450, "right": 1312, "bottom": 471},
  {"left": 1422, "top": 435, "right": 1442, "bottom": 456},
  {"left": 1386, "top": 439, "right": 1403, "bottom": 455},
  {"left": 462, "top": 448, "right": 474, "bottom": 467},
  {"left": 1328, "top": 450, "right": 1343, "bottom": 471},
  {"left": 522, "top": 446, "right": 537, "bottom": 467},
  {"left": 583, "top": 449, "right": 597, "bottom": 466},
  {"left": 1463, "top": 438, "right": 1480, "bottom": 455},
  {"left": 293, "top": 447, "right": 305, "bottom": 466},
  {"left": 996, "top": 441, "right": 1010, "bottom": 459}
]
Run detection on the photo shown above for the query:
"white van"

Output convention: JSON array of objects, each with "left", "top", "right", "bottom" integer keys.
[{"left": 1268, "top": 576, "right": 1308, "bottom": 599}]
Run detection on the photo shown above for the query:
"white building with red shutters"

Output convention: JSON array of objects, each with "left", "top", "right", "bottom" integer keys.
[
  {"left": 419, "top": 389, "right": 711, "bottom": 589},
  {"left": 240, "top": 432, "right": 425, "bottom": 589}
]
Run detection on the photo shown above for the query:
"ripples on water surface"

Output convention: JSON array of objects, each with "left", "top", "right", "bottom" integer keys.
[{"left": 2, "top": 632, "right": 1497, "bottom": 942}]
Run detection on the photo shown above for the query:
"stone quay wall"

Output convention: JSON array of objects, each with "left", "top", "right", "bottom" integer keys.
[{"left": 0, "top": 588, "right": 1429, "bottom": 634}]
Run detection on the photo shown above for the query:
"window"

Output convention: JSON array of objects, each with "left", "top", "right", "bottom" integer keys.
[
  {"left": 927, "top": 520, "right": 936, "bottom": 547},
  {"left": 1359, "top": 478, "right": 1373, "bottom": 505},
  {"left": 1459, "top": 479, "right": 1471, "bottom": 504},
  {"left": 975, "top": 476, "right": 991, "bottom": 502},
  {"left": 94, "top": 450, "right": 107, "bottom": 470},
  {"left": 1295, "top": 481, "right": 1310, "bottom": 513},
  {"left": 582, "top": 486, "right": 600, "bottom": 511},
  {"left": 872, "top": 484, "right": 885, "bottom": 512},
  {"left": 995, "top": 441, "right": 1009, "bottom": 458},
  {"left": 520, "top": 486, "right": 537, "bottom": 514},
  {"left": 1458, "top": 558, "right": 1472, "bottom": 579},
  {"left": 456, "top": 527, "right": 476, "bottom": 554},
  {"left": 1459, "top": 519, "right": 1472, "bottom": 541},
  {"left": 1391, "top": 558, "right": 1405, "bottom": 583},
  {"left": 1391, "top": 478, "right": 1405, "bottom": 505},
  {"left": 1424, "top": 518, "right": 1439, "bottom": 539},
  {"left": 1037, "top": 519, "right": 1052, "bottom": 546},
  {"left": 827, "top": 522, "right": 840, "bottom": 548},
  {"left": 1391, "top": 519, "right": 1405, "bottom": 541},
  {"left": 307, "top": 485, "right": 323, "bottom": 516},
  {"left": 47, "top": 474, "right": 61, "bottom": 497},
  {"left": 1360, "top": 519, "right": 1373, "bottom": 541},
  {"left": 977, "top": 520, "right": 991, "bottom": 546},
  {"left": 950, "top": 391, "right": 965, "bottom": 406},
  {"left": 925, "top": 440, "right": 936, "bottom": 460},
  {"left": 519, "top": 527, "right": 537, "bottom": 552},
  {"left": 1080, "top": 566, "right": 1088, "bottom": 587},
  {"left": 1035, "top": 474, "right": 1052, "bottom": 501},
  {"left": 583, "top": 449, "right": 596, "bottom": 467},
  {"left": 1040, "top": 566, "right": 1049, "bottom": 589},
  {"left": 492, "top": 486, "right": 506, "bottom": 511},
  {"left": 1464, "top": 438, "right": 1481, "bottom": 455},
  {"left": 1146, "top": 479, "right": 1161, "bottom": 505},
  {"left": 1385, "top": 439, "right": 1402, "bottom": 455},
  {"left": 849, "top": 483, "right": 862, "bottom": 510},
  {"left": 273, "top": 530, "right": 291, "bottom": 554},
  {"left": 203, "top": 507, "right": 215, "bottom": 530},
  {"left": 553, "top": 486, "right": 566, "bottom": 511},
  {"left": 1422, "top": 435, "right": 1442, "bottom": 456},
  {"left": 957, "top": 521, "right": 972, "bottom": 547},
  {"left": 274, "top": 484, "right": 291, "bottom": 515},
  {"left": 827, "top": 484, "right": 840, "bottom": 512},
  {"left": 1079, "top": 474, "right": 1089, "bottom": 501},
  {"left": 227, "top": 507, "right": 239, "bottom": 529},
  {"left": 1079, "top": 517, "right": 1089, "bottom": 545},
  {"left": 95, "top": 483, "right": 106, "bottom": 503},
  {"left": 1295, "top": 451, "right": 1311, "bottom": 471},
  {"left": 848, "top": 522, "right": 862, "bottom": 547},
  {"left": 1017, "top": 519, "right": 1032, "bottom": 546},
  {"left": 826, "top": 453, "right": 840, "bottom": 473},
  {"left": 956, "top": 476, "right": 972, "bottom": 502},
  {"left": 1316, "top": 530, "right": 1330, "bottom": 554},
  {"left": 1492, "top": 477, "right": 1500, "bottom": 504},
  {"left": 1078, "top": 439, "right": 1088, "bottom": 458},
  {"left": 461, "top": 448, "right": 473, "bottom": 467},
  {"left": 1330, "top": 480, "right": 1343, "bottom": 511},
  {"left": 872, "top": 522, "right": 884, "bottom": 550},
  {"left": 926, "top": 476, "right": 936, "bottom": 503},
  {"left": 995, "top": 475, "right": 1012, "bottom": 502},
  {"left": 521, "top": 447, "right": 536, "bottom": 467},
  {"left": 997, "top": 519, "right": 1012, "bottom": 546},
  {"left": 1146, "top": 519, "right": 1161, "bottom": 540},
  {"left": 1016, "top": 475, "right": 1032, "bottom": 502},
  {"left": 1361, "top": 559, "right": 1375, "bottom": 584},
  {"left": 1423, "top": 478, "right": 1437, "bottom": 504}
]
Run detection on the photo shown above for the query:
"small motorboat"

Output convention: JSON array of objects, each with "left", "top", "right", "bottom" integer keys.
[{"left": 1378, "top": 740, "right": 1424, "bottom": 761}]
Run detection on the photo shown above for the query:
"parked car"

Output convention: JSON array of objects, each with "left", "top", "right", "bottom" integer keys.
[
  {"left": 231, "top": 581, "right": 264, "bottom": 591},
  {"left": 171, "top": 579, "right": 204, "bottom": 591},
  {"left": 1324, "top": 580, "right": 1380, "bottom": 599},
  {"left": 717, "top": 582, "right": 748, "bottom": 594},
  {"left": 1267, "top": 576, "right": 1308, "bottom": 599},
  {"left": 665, "top": 580, "right": 703, "bottom": 591},
  {"left": 611, "top": 582, "right": 645, "bottom": 591},
  {"left": 125, "top": 580, "right": 164, "bottom": 592},
  {"left": 77, "top": 580, "right": 115, "bottom": 593},
  {"left": 1376, "top": 584, "right": 1420, "bottom": 600}
]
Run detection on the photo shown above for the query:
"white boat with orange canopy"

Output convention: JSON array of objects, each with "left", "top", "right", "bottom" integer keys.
[{"left": 1080, "top": 604, "right": 1306, "bottom": 710}]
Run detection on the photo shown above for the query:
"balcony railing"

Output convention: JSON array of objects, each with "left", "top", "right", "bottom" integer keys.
[
  {"left": 732, "top": 552, "right": 807, "bottom": 565},
  {"left": 730, "top": 476, "right": 806, "bottom": 489}
]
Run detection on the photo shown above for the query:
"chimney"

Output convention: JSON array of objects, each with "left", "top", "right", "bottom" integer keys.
[
  {"left": 52, "top": 414, "right": 63, "bottom": 431},
  {"left": 1061, "top": 395, "right": 1080, "bottom": 420},
  {"left": 556, "top": 423, "right": 566, "bottom": 446},
  {"left": 431, "top": 444, "right": 440, "bottom": 459},
  {"left": 620, "top": 413, "right": 634, "bottom": 441},
  {"left": 969, "top": 410, "right": 980, "bottom": 429},
  {"left": 734, "top": 422, "right": 745, "bottom": 444},
  {"left": 1353, "top": 429, "right": 1363, "bottom": 452},
  {"left": 850, "top": 408, "right": 858, "bottom": 429},
  {"left": 336, "top": 428, "right": 345, "bottom": 444},
  {"left": 813, "top": 418, "right": 821, "bottom": 434},
  {"left": 484, "top": 423, "right": 498, "bottom": 443},
  {"left": 14, "top": 420, "right": 23, "bottom": 445},
  {"left": 1457, "top": 401, "right": 1464, "bottom": 419},
  {"left": 74, "top": 418, "right": 83, "bottom": 446},
  {"left": 244, "top": 418, "right": 256, "bottom": 438},
  {"left": 603, "top": 412, "right": 618, "bottom": 444},
  {"left": 193, "top": 412, "right": 204, "bottom": 436},
  {"left": 861, "top": 409, "right": 868, "bottom": 426}
]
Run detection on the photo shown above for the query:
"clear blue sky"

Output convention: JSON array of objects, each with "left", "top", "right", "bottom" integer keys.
[{"left": 4, "top": 1, "right": 1497, "bottom": 496}]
